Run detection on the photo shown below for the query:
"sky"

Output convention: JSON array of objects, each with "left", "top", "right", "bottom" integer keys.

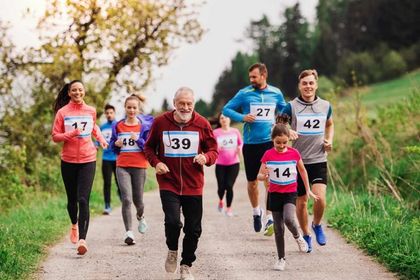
[{"left": 0, "top": 0, "right": 318, "bottom": 114}]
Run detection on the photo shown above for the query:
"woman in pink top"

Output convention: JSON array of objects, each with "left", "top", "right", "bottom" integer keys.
[
  {"left": 213, "top": 114, "right": 242, "bottom": 216},
  {"left": 258, "top": 123, "right": 317, "bottom": 271},
  {"left": 52, "top": 80, "right": 107, "bottom": 255}
]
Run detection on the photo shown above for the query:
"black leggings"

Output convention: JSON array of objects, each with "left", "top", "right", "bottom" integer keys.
[
  {"left": 102, "top": 160, "right": 120, "bottom": 206},
  {"left": 215, "top": 163, "right": 240, "bottom": 207},
  {"left": 61, "top": 160, "right": 96, "bottom": 240}
]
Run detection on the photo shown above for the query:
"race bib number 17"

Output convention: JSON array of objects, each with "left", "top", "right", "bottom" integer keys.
[
  {"left": 64, "top": 116, "right": 94, "bottom": 138},
  {"left": 163, "top": 131, "right": 199, "bottom": 157}
]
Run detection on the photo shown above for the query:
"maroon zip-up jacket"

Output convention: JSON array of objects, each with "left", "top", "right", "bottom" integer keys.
[{"left": 144, "top": 110, "right": 218, "bottom": 196}]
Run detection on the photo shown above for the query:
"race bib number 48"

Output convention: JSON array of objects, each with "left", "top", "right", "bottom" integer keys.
[
  {"left": 266, "top": 161, "right": 297, "bottom": 185},
  {"left": 64, "top": 116, "right": 94, "bottom": 138},
  {"left": 296, "top": 113, "right": 327, "bottom": 135},
  {"left": 163, "top": 131, "right": 199, "bottom": 157},
  {"left": 119, "top": 132, "right": 140, "bottom": 152},
  {"left": 250, "top": 103, "right": 276, "bottom": 122},
  {"left": 217, "top": 135, "right": 238, "bottom": 150}
]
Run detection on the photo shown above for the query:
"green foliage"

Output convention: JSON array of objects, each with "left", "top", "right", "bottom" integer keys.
[
  {"left": 337, "top": 51, "right": 378, "bottom": 85},
  {"left": 327, "top": 191, "right": 420, "bottom": 279},
  {"left": 381, "top": 50, "right": 407, "bottom": 80}
]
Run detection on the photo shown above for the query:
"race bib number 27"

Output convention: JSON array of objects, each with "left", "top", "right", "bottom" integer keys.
[{"left": 250, "top": 102, "right": 276, "bottom": 122}]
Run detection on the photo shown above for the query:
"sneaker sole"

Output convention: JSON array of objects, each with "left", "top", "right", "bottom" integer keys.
[
  {"left": 264, "top": 224, "right": 274, "bottom": 236},
  {"left": 77, "top": 245, "right": 88, "bottom": 255},
  {"left": 124, "top": 237, "right": 136, "bottom": 245}
]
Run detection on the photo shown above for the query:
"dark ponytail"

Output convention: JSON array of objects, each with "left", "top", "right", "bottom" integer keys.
[{"left": 53, "top": 80, "right": 83, "bottom": 114}]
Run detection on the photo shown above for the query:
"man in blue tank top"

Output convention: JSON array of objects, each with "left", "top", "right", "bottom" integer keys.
[{"left": 223, "top": 63, "right": 286, "bottom": 235}]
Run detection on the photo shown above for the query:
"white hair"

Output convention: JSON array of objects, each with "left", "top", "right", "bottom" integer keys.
[{"left": 173, "top": 87, "right": 195, "bottom": 102}]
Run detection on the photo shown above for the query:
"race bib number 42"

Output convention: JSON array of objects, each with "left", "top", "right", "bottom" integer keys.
[
  {"left": 118, "top": 132, "right": 140, "bottom": 152},
  {"left": 250, "top": 103, "right": 276, "bottom": 122},
  {"left": 266, "top": 161, "right": 297, "bottom": 185},
  {"left": 296, "top": 113, "right": 327, "bottom": 135},
  {"left": 163, "top": 131, "right": 199, "bottom": 157},
  {"left": 64, "top": 116, "right": 94, "bottom": 138}
]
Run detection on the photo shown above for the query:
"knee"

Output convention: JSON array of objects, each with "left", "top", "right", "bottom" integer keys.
[
  {"left": 122, "top": 197, "right": 132, "bottom": 207},
  {"left": 297, "top": 197, "right": 308, "bottom": 209},
  {"left": 78, "top": 197, "right": 88, "bottom": 207}
]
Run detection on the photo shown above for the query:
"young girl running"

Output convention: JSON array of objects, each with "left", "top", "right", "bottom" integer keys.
[
  {"left": 257, "top": 123, "right": 318, "bottom": 271},
  {"left": 110, "top": 94, "right": 153, "bottom": 245},
  {"left": 213, "top": 114, "right": 242, "bottom": 216},
  {"left": 52, "top": 80, "right": 107, "bottom": 255}
]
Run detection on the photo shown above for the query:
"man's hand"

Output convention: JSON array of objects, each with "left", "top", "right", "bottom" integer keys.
[
  {"left": 289, "top": 129, "right": 299, "bottom": 141},
  {"left": 243, "top": 114, "right": 256, "bottom": 123},
  {"left": 193, "top": 153, "right": 207, "bottom": 166},
  {"left": 115, "top": 139, "right": 123, "bottom": 147},
  {"left": 156, "top": 162, "right": 170, "bottom": 175},
  {"left": 324, "top": 139, "right": 333, "bottom": 152}
]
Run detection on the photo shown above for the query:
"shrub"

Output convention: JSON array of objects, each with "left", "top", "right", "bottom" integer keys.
[
  {"left": 337, "top": 51, "right": 378, "bottom": 85},
  {"left": 380, "top": 50, "right": 407, "bottom": 80}
]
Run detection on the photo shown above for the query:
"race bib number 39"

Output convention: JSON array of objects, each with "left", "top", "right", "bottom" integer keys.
[
  {"left": 217, "top": 135, "right": 238, "bottom": 150},
  {"left": 266, "top": 161, "right": 297, "bottom": 185},
  {"left": 64, "top": 116, "right": 94, "bottom": 138},
  {"left": 250, "top": 103, "right": 276, "bottom": 122},
  {"left": 296, "top": 114, "right": 327, "bottom": 135},
  {"left": 163, "top": 131, "right": 199, "bottom": 157},
  {"left": 119, "top": 132, "right": 140, "bottom": 152}
]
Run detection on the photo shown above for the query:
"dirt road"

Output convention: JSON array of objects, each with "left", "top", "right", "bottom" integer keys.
[{"left": 37, "top": 167, "right": 396, "bottom": 280}]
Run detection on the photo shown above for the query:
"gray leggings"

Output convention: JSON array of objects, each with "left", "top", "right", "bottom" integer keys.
[
  {"left": 273, "top": 203, "right": 300, "bottom": 259},
  {"left": 116, "top": 167, "right": 146, "bottom": 231}
]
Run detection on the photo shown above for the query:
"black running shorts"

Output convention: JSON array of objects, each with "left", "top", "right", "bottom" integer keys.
[
  {"left": 242, "top": 141, "right": 273, "bottom": 181},
  {"left": 297, "top": 162, "right": 328, "bottom": 197}
]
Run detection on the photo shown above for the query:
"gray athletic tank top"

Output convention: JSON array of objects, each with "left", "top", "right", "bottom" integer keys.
[{"left": 290, "top": 97, "right": 330, "bottom": 164}]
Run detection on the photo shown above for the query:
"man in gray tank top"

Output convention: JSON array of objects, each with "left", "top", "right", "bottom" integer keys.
[{"left": 281, "top": 69, "right": 334, "bottom": 252}]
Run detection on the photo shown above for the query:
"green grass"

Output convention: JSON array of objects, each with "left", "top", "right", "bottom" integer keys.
[
  {"left": 359, "top": 69, "right": 420, "bottom": 109},
  {"left": 327, "top": 191, "right": 420, "bottom": 280},
  {"left": 0, "top": 163, "right": 157, "bottom": 280}
]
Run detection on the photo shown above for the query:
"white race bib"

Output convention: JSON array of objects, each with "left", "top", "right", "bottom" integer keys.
[
  {"left": 250, "top": 102, "right": 276, "bottom": 122},
  {"left": 296, "top": 114, "right": 327, "bottom": 135},
  {"left": 266, "top": 161, "right": 297, "bottom": 185},
  {"left": 163, "top": 131, "right": 199, "bottom": 157},
  {"left": 64, "top": 116, "right": 94, "bottom": 138},
  {"left": 118, "top": 132, "right": 141, "bottom": 152},
  {"left": 101, "top": 128, "right": 112, "bottom": 143},
  {"left": 217, "top": 135, "right": 238, "bottom": 150}
]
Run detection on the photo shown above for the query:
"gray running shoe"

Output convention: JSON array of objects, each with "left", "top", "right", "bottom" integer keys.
[
  {"left": 273, "top": 258, "right": 286, "bottom": 271},
  {"left": 180, "top": 264, "right": 194, "bottom": 280},
  {"left": 165, "top": 250, "right": 178, "bottom": 273}
]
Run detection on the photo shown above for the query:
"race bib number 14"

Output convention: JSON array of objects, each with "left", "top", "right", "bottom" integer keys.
[
  {"left": 266, "top": 161, "right": 297, "bottom": 185},
  {"left": 163, "top": 131, "right": 199, "bottom": 157}
]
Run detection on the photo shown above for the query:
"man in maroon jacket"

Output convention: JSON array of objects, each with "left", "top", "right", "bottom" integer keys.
[{"left": 144, "top": 87, "right": 218, "bottom": 280}]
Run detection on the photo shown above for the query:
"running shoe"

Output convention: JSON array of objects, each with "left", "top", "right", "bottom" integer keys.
[
  {"left": 124, "top": 231, "right": 136, "bottom": 245},
  {"left": 138, "top": 216, "right": 148, "bottom": 234},
  {"left": 253, "top": 209, "right": 263, "bottom": 232},
  {"left": 70, "top": 224, "right": 78, "bottom": 244},
  {"left": 217, "top": 201, "right": 224, "bottom": 213},
  {"left": 303, "top": 235, "right": 313, "bottom": 253},
  {"left": 103, "top": 206, "right": 112, "bottom": 215},
  {"left": 77, "top": 239, "right": 88, "bottom": 255},
  {"left": 180, "top": 264, "right": 194, "bottom": 280},
  {"left": 225, "top": 207, "right": 233, "bottom": 217},
  {"left": 263, "top": 219, "right": 274, "bottom": 236},
  {"left": 295, "top": 235, "right": 308, "bottom": 252},
  {"left": 165, "top": 250, "right": 178, "bottom": 273},
  {"left": 312, "top": 223, "right": 327, "bottom": 245},
  {"left": 273, "top": 258, "right": 286, "bottom": 271}
]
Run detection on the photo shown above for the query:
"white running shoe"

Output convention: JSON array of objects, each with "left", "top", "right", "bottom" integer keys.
[
  {"left": 124, "top": 231, "right": 136, "bottom": 245},
  {"left": 138, "top": 216, "right": 148, "bottom": 234},
  {"left": 180, "top": 264, "right": 194, "bottom": 280},
  {"left": 295, "top": 235, "right": 309, "bottom": 252},
  {"left": 273, "top": 258, "right": 286, "bottom": 271},
  {"left": 165, "top": 250, "right": 178, "bottom": 273}
]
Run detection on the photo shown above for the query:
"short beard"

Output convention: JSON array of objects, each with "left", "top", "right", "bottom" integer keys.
[{"left": 175, "top": 110, "right": 192, "bottom": 123}]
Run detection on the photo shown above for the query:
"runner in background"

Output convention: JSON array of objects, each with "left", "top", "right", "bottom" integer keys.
[
  {"left": 99, "top": 104, "right": 120, "bottom": 215},
  {"left": 52, "top": 80, "right": 107, "bottom": 255},
  {"left": 223, "top": 63, "right": 286, "bottom": 236},
  {"left": 213, "top": 113, "right": 242, "bottom": 217}
]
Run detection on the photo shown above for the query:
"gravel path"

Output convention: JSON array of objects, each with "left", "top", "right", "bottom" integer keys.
[{"left": 36, "top": 167, "right": 396, "bottom": 280}]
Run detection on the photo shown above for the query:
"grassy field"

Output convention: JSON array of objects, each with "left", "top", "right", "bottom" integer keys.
[
  {"left": 357, "top": 69, "right": 420, "bottom": 109},
  {"left": 0, "top": 162, "right": 157, "bottom": 280}
]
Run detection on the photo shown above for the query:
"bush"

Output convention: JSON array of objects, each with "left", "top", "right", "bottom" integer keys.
[
  {"left": 337, "top": 51, "right": 379, "bottom": 85},
  {"left": 381, "top": 50, "right": 407, "bottom": 80},
  {"left": 317, "top": 75, "right": 337, "bottom": 97}
]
